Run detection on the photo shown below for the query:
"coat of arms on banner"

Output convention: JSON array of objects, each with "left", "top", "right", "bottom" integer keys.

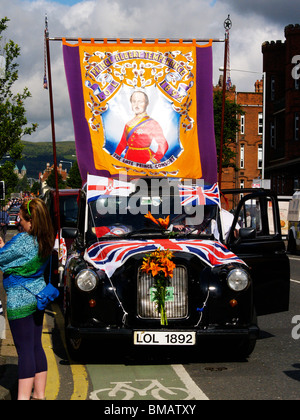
[{"left": 63, "top": 40, "right": 217, "bottom": 182}]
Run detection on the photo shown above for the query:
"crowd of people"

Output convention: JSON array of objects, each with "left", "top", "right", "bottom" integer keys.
[{"left": 0, "top": 197, "right": 31, "bottom": 242}]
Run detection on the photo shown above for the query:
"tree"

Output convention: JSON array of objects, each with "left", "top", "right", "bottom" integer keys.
[
  {"left": 46, "top": 171, "right": 66, "bottom": 189},
  {"left": 213, "top": 90, "right": 244, "bottom": 170},
  {"left": 31, "top": 181, "right": 40, "bottom": 196},
  {"left": 16, "top": 173, "right": 30, "bottom": 193},
  {"left": 0, "top": 17, "right": 37, "bottom": 189},
  {"left": 0, "top": 161, "right": 18, "bottom": 197},
  {"left": 67, "top": 161, "right": 82, "bottom": 188}
]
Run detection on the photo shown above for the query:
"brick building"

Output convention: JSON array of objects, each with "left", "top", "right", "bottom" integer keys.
[
  {"left": 262, "top": 24, "right": 300, "bottom": 195},
  {"left": 39, "top": 162, "right": 68, "bottom": 195},
  {"left": 215, "top": 80, "right": 264, "bottom": 194}
]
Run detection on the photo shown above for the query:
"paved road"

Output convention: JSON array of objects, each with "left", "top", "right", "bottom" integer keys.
[
  {"left": 1, "top": 228, "right": 299, "bottom": 400},
  {"left": 43, "top": 254, "right": 300, "bottom": 400}
]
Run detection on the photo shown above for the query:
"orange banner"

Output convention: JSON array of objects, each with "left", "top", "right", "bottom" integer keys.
[{"left": 63, "top": 39, "right": 217, "bottom": 182}]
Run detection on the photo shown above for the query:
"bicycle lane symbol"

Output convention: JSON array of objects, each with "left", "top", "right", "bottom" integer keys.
[
  {"left": 90, "top": 379, "right": 192, "bottom": 400},
  {"left": 87, "top": 364, "right": 209, "bottom": 401}
]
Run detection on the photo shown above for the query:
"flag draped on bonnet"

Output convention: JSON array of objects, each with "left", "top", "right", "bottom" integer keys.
[
  {"left": 63, "top": 39, "right": 217, "bottom": 183},
  {"left": 85, "top": 238, "right": 246, "bottom": 278}
]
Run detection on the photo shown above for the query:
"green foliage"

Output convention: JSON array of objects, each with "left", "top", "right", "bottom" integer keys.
[
  {"left": 0, "top": 161, "right": 19, "bottom": 197},
  {"left": 15, "top": 173, "right": 30, "bottom": 193},
  {"left": 31, "top": 181, "right": 40, "bottom": 196},
  {"left": 15, "top": 141, "right": 77, "bottom": 179},
  {"left": 213, "top": 90, "right": 244, "bottom": 169},
  {"left": 67, "top": 161, "right": 82, "bottom": 188},
  {"left": 0, "top": 17, "right": 37, "bottom": 166},
  {"left": 46, "top": 171, "right": 66, "bottom": 189}
]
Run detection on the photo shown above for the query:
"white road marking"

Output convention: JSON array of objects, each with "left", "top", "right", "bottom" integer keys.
[
  {"left": 291, "top": 279, "right": 300, "bottom": 284},
  {"left": 172, "top": 364, "right": 209, "bottom": 400}
]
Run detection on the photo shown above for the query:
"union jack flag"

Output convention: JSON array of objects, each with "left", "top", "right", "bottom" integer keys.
[
  {"left": 87, "top": 174, "right": 134, "bottom": 202},
  {"left": 84, "top": 238, "right": 246, "bottom": 277},
  {"left": 178, "top": 183, "right": 220, "bottom": 207}
]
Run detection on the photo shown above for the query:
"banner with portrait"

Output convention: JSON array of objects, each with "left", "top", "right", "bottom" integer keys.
[{"left": 63, "top": 39, "right": 217, "bottom": 183}]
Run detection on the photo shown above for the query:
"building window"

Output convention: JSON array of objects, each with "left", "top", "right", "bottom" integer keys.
[
  {"left": 258, "top": 144, "right": 263, "bottom": 169},
  {"left": 258, "top": 113, "right": 263, "bottom": 135},
  {"left": 271, "top": 76, "right": 275, "bottom": 101},
  {"left": 270, "top": 121, "right": 276, "bottom": 148},
  {"left": 240, "top": 115, "right": 245, "bottom": 134},
  {"left": 240, "top": 144, "right": 245, "bottom": 169},
  {"left": 295, "top": 112, "right": 299, "bottom": 141}
]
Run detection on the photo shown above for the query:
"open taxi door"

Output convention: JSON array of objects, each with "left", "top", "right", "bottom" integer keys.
[{"left": 222, "top": 189, "right": 290, "bottom": 316}]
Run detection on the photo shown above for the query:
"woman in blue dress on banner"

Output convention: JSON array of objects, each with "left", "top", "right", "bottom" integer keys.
[{"left": 0, "top": 198, "right": 55, "bottom": 400}]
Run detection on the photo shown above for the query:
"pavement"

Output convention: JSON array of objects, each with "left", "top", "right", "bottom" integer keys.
[
  {"left": 0, "top": 229, "right": 18, "bottom": 400},
  {"left": 0, "top": 319, "right": 18, "bottom": 400}
]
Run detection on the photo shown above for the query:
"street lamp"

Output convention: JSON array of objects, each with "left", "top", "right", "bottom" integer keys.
[{"left": 60, "top": 160, "right": 73, "bottom": 168}]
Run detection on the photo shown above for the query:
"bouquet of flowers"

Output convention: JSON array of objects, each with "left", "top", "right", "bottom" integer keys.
[{"left": 141, "top": 248, "right": 176, "bottom": 325}]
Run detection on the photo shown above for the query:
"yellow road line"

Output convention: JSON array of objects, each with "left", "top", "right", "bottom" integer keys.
[
  {"left": 52, "top": 302, "right": 89, "bottom": 400},
  {"left": 42, "top": 314, "right": 60, "bottom": 400}
]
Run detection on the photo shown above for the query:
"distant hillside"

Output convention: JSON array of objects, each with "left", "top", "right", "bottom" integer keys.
[{"left": 15, "top": 141, "right": 77, "bottom": 179}]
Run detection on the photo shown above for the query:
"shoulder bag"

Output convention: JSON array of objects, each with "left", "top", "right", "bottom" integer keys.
[{"left": 15, "top": 256, "right": 59, "bottom": 311}]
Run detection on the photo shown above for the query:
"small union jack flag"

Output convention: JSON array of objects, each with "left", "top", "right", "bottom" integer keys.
[
  {"left": 85, "top": 238, "right": 245, "bottom": 277},
  {"left": 87, "top": 174, "right": 134, "bottom": 202},
  {"left": 178, "top": 183, "right": 220, "bottom": 207}
]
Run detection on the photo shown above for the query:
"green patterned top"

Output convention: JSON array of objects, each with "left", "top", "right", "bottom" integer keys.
[{"left": 0, "top": 233, "right": 48, "bottom": 320}]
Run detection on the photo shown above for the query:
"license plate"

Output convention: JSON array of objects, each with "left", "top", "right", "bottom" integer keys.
[{"left": 134, "top": 331, "right": 196, "bottom": 346}]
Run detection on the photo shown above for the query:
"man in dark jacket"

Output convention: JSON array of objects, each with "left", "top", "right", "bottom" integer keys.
[{"left": 0, "top": 208, "right": 9, "bottom": 242}]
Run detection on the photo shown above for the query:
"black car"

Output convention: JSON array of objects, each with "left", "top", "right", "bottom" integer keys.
[
  {"left": 62, "top": 179, "right": 290, "bottom": 360},
  {"left": 43, "top": 188, "right": 79, "bottom": 287}
]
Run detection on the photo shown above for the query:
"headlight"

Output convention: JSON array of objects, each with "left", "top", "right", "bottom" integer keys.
[
  {"left": 75, "top": 269, "right": 98, "bottom": 292},
  {"left": 227, "top": 268, "right": 250, "bottom": 292}
]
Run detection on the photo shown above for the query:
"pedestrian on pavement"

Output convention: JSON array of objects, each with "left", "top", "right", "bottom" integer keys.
[
  {"left": 0, "top": 207, "right": 9, "bottom": 242},
  {"left": 0, "top": 198, "right": 55, "bottom": 400}
]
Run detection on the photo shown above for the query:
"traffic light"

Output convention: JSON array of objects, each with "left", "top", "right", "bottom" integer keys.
[{"left": 0, "top": 181, "right": 5, "bottom": 200}]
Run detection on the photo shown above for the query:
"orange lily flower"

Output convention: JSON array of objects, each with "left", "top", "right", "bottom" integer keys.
[
  {"left": 157, "top": 215, "right": 170, "bottom": 229},
  {"left": 149, "top": 262, "right": 162, "bottom": 277},
  {"left": 144, "top": 212, "right": 170, "bottom": 229}
]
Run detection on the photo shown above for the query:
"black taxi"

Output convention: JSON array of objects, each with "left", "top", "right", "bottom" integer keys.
[{"left": 61, "top": 177, "right": 290, "bottom": 360}]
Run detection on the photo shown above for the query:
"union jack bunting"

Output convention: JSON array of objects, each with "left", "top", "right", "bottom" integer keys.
[
  {"left": 53, "top": 231, "right": 67, "bottom": 266},
  {"left": 87, "top": 174, "right": 135, "bottom": 202},
  {"left": 178, "top": 183, "right": 220, "bottom": 207},
  {"left": 84, "top": 238, "right": 245, "bottom": 278}
]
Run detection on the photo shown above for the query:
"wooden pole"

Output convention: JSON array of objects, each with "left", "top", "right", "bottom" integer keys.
[
  {"left": 218, "top": 29, "right": 229, "bottom": 189},
  {"left": 45, "top": 18, "right": 61, "bottom": 250}
]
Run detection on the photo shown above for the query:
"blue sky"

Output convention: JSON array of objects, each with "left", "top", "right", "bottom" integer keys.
[{"left": 2, "top": 0, "right": 299, "bottom": 142}]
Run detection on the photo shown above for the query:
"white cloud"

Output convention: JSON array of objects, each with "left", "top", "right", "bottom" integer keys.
[{"left": 1, "top": 0, "right": 296, "bottom": 142}]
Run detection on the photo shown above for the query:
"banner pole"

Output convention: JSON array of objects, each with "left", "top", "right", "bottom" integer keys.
[
  {"left": 218, "top": 15, "right": 232, "bottom": 189},
  {"left": 49, "top": 37, "right": 224, "bottom": 43},
  {"left": 45, "top": 16, "right": 61, "bottom": 263}
]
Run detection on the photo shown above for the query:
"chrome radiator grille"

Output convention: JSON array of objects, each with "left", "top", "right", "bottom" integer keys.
[{"left": 137, "top": 265, "right": 188, "bottom": 319}]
